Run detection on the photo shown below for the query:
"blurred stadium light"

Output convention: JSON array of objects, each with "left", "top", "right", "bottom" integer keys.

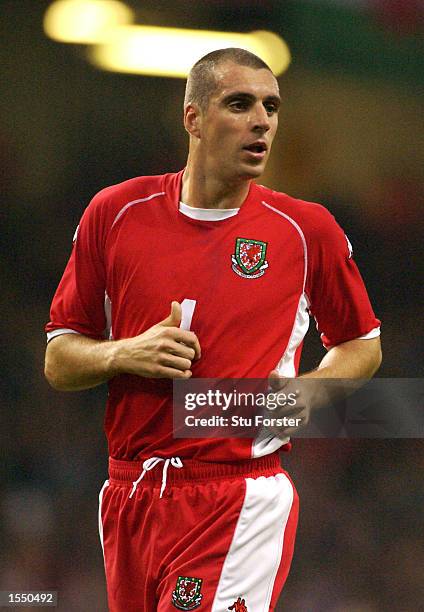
[
  {"left": 89, "top": 27, "right": 290, "bottom": 77},
  {"left": 43, "top": 0, "right": 135, "bottom": 44},
  {"left": 43, "top": 1, "right": 290, "bottom": 78}
]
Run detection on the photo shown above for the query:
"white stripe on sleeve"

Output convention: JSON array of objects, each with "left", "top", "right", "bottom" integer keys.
[{"left": 46, "top": 328, "right": 80, "bottom": 343}]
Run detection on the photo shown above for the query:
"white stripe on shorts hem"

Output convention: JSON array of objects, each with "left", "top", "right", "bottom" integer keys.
[
  {"left": 211, "top": 473, "right": 294, "bottom": 611},
  {"left": 98, "top": 479, "right": 109, "bottom": 562}
]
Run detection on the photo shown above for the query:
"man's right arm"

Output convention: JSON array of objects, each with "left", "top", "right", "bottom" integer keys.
[{"left": 45, "top": 302, "right": 201, "bottom": 391}]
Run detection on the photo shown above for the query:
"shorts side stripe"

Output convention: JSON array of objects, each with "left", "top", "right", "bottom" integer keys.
[
  {"left": 211, "top": 473, "right": 294, "bottom": 612},
  {"left": 269, "top": 478, "right": 299, "bottom": 609},
  {"left": 98, "top": 479, "right": 109, "bottom": 560}
]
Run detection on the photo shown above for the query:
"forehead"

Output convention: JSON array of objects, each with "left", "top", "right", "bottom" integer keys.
[{"left": 211, "top": 62, "right": 279, "bottom": 100}]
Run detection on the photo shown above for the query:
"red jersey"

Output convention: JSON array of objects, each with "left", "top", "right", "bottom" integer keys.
[{"left": 46, "top": 170, "right": 380, "bottom": 461}]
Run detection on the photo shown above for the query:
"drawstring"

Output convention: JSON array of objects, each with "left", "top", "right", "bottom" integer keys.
[{"left": 129, "top": 456, "right": 183, "bottom": 499}]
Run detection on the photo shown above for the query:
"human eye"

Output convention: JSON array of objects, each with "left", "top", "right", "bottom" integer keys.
[
  {"left": 264, "top": 102, "right": 279, "bottom": 115},
  {"left": 228, "top": 98, "right": 249, "bottom": 112}
]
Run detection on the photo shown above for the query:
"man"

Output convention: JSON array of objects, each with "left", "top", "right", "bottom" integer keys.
[{"left": 45, "top": 48, "right": 381, "bottom": 611}]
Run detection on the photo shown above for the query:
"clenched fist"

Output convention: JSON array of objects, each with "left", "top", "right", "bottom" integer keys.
[{"left": 112, "top": 301, "right": 201, "bottom": 379}]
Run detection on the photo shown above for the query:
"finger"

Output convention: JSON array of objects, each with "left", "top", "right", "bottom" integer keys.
[
  {"left": 171, "top": 329, "right": 201, "bottom": 359},
  {"left": 161, "top": 355, "right": 193, "bottom": 372},
  {"left": 265, "top": 411, "right": 307, "bottom": 438},
  {"left": 268, "top": 369, "right": 290, "bottom": 391},
  {"left": 265, "top": 404, "right": 304, "bottom": 419},
  {"left": 265, "top": 390, "right": 302, "bottom": 414},
  {"left": 159, "top": 301, "right": 182, "bottom": 328},
  {"left": 283, "top": 428, "right": 300, "bottom": 437},
  {"left": 263, "top": 426, "right": 292, "bottom": 441},
  {"left": 277, "top": 422, "right": 305, "bottom": 437},
  {"left": 169, "top": 343, "right": 196, "bottom": 361},
  {"left": 151, "top": 366, "right": 192, "bottom": 379}
]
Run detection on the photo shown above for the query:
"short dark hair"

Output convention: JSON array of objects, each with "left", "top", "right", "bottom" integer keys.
[{"left": 184, "top": 48, "right": 273, "bottom": 111}]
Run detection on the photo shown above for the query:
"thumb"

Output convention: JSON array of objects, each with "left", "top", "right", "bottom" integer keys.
[
  {"left": 268, "top": 369, "right": 289, "bottom": 391},
  {"left": 160, "top": 301, "right": 182, "bottom": 327}
]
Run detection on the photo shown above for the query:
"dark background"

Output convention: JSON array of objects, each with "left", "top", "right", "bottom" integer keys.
[{"left": 1, "top": 1, "right": 423, "bottom": 610}]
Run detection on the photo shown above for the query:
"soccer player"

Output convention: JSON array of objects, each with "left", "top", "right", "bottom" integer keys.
[{"left": 45, "top": 48, "right": 381, "bottom": 611}]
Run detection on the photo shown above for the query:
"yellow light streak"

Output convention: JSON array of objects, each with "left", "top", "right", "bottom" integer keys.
[
  {"left": 89, "top": 26, "right": 291, "bottom": 77},
  {"left": 43, "top": 0, "right": 134, "bottom": 44}
]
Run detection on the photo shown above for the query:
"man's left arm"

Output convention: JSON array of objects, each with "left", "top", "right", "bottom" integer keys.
[
  {"left": 267, "top": 337, "right": 382, "bottom": 436},
  {"left": 267, "top": 204, "right": 383, "bottom": 435},
  {"left": 301, "top": 336, "right": 381, "bottom": 380}
]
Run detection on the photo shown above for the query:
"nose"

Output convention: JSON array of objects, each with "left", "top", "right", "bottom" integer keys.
[{"left": 251, "top": 102, "right": 271, "bottom": 132}]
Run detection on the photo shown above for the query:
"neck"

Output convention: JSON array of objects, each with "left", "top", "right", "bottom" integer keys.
[{"left": 181, "top": 154, "right": 251, "bottom": 210}]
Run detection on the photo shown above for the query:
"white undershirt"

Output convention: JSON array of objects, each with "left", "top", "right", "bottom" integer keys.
[{"left": 179, "top": 201, "right": 239, "bottom": 221}]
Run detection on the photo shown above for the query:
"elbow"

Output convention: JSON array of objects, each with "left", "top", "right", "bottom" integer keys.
[
  {"left": 369, "top": 341, "right": 382, "bottom": 377},
  {"left": 44, "top": 360, "right": 65, "bottom": 391},
  {"left": 373, "top": 345, "right": 383, "bottom": 375},
  {"left": 44, "top": 350, "right": 70, "bottom": 391}
]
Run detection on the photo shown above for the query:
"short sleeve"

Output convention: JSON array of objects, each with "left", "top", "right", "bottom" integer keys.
[
  {"left": 45, "top": 193, "right": 109, "bottom": 340},
  {"left": 305, "top": 210, "right": 380, "bottom": 348}
]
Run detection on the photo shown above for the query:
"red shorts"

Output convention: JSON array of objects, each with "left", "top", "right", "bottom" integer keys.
[{"left": 98, "top": 453, "right": 298, "bottom": 612}]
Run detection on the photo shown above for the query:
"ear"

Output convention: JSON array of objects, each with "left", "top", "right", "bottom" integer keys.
[{"left": 184, "top": 103, "right": 202, "bottom": 138}]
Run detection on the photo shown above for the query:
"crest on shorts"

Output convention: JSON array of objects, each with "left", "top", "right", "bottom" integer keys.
[
  {"left": 171, "top": 576, "right": 203, "bottom": 610},
  {"left": 228, "top": 596, "right": 248, "bottom": 611},
  {"left": 231, "top": 238, "right": 268, "bottom": 279}
]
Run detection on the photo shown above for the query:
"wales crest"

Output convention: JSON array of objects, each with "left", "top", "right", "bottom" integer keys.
[
  {"left": 171, "top": 576, "right": 203, "bottom": 610},
  {"left": 231, "top": 237, "right": 269, "bottom": 279}
]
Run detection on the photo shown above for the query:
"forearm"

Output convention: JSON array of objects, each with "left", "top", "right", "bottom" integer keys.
[
  {"left": 44, "top": 334, "right": 121, "bottom": 391},
  {"left": 267, "top": 337, "right": 382, "bottom": 436},
  {"left": 45, "top": 304, "right": 201, "bottom": 391},
  {"left": 298, "top": 336, "right": 382, "bottom": 412},
  {"left": 301, "top": 337, "right": 382, "bottom": 380}
]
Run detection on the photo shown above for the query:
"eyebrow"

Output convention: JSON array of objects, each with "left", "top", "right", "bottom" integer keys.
[{"left": 222, "top": 92, "right": 281, "bottom": 106}]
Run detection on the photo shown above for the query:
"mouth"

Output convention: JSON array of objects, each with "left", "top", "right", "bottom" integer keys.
[{"left": 242, "top": 141, "right": 268, "bottom": 160}]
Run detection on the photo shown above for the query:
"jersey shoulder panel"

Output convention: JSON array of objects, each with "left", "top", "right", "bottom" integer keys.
[
  {"left": 256, "top": 184, "right": 337, "bottom": 237},
  {"left": 88, "top": 174, "right": 167, "bottom": 216},
  {"left": 79, "top": 174, "right": 170, "bottom": 247},
  {"left": 255, "top": 184, "right": 349, "bottom": 258}
]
